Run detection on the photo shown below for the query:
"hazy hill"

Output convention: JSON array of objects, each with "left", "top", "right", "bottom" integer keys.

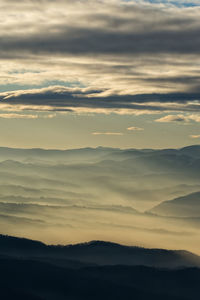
[
  {"left": 149, "top": 191, "right": 200, "bottom": 218},
  {"left": 0, "top": 145, "right": 200, "bottom": 164},
  {"left": 0, "top": 147, "right": 118, "bottom": 163}
]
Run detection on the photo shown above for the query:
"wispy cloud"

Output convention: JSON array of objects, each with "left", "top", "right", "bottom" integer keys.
[
  {"left": 0, "top": 113, "right": 38, "bottom": 119},
  {"left": 155, "top": 114, "right": 200, "bottom": 123},
  {"left": 155, "top": 114, "right": 190, "bottom": 123},
  {"left": 190, "top": 134, "right": 200, "bottom": 138},
  {"left": 92, "top": 132, "right": 123, "bottom": 136},
  {"left": 0, "top": 113, "right": 56, "bottom": 119},
  {"left": 127, "top": 126, "right": 144, "bottom": 131}
]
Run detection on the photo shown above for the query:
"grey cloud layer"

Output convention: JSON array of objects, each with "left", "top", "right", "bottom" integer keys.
[
  {"left": 1, "top": 23, "right": 200, "bottom": 56},
  {"left": 1, "top": 2, "right": 200, "bottom": 63},
  {"left": 1, "top": 87, "right": 200, "bottom": 114},
  {"left": 1, "top": 0, "right": 200, "bottom": 114}
]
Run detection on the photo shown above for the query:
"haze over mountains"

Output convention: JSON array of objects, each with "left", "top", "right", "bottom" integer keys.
[{"left": 0, "top": 145, "right": 199, "bottom": 253}]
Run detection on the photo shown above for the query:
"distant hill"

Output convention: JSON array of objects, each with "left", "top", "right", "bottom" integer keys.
[
  {"left": 179, "top": 145, "right": 200, "bottom": 158},
  {"left": 0, "top": 146, "right": 118, "bottom": 163},
  {"left": 0, "top": 146, "right": 200, "bottom": 256},
  {"left": 149, "top": 191, "right": 200, "bottom": 218},
  {"left": 0, "top": 145, "right": 200, "bottom": 164}
]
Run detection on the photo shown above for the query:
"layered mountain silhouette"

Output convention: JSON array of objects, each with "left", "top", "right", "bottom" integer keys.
[
  {"left": 0, "top": 144, "right": 200, "bottom": 163},
  {"left": 0, "top": 145, "right": 200, "bottom": 254},
  {"left": 0, "top": 235, "right": 200, "bottom": 300},
  {"left": 0, "top": 145, "right": 200, "bottom": 299}
]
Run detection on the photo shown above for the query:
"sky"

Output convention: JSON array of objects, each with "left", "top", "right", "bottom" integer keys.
[{"left": 1, "top": 0, "right": 200, "bottom": 149}]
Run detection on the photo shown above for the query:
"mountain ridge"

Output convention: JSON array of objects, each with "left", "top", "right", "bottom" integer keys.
[{"left": 1, "top": 234, "right": 200, "bottom": 269}]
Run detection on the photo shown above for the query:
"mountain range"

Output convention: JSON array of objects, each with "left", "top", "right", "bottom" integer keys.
[{"left": 0, "top": 145, "right": 200, "bottom": 253}]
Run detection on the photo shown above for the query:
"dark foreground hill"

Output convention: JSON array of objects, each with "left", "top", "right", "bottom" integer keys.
[
  {"left": 1, "top": 234, "right": 200, "bottom": 269},
  {"left": 0, "top": 235, "right": 200, "bottom": 300},
  {"left": 1, "top": 257, "right": 200, "bottom": 300}
]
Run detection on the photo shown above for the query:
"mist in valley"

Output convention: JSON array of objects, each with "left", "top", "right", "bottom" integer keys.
[{"left": 0, "top": 146, "right": 199, "bottom": 254}]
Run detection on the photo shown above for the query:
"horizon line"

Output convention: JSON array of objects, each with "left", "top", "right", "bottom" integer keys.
[{"left": 0, "top": 144, "right": 199, "bottom": 151}]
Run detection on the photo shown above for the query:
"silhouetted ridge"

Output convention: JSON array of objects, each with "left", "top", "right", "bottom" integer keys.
[
  {"left": 0, "top": 234, "right": 46, "bottom": 254},
  {"left": 0, "top": 256, "right": 199, "bottom": 300},
  {"left": 1, "top": 235, "right": 200, "bottom": 269},
  {"left": 0, "top": 234, "right": 200, "bottom": 299},
  {"left": 66, "top": 240, "right": 122, "bottom": 248}
]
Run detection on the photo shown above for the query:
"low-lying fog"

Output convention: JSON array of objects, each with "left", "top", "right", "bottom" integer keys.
[{"left": 0, "top": 146, "right": 200, "bottom": 254}]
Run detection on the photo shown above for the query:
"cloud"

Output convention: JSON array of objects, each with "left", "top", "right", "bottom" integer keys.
[
  {"left": 1, "top": 86, "right": 200, "bottom": 115},
  {"left": 0, "top": 0, "right": 200, "bottom": 101},
  {"left": 0, "top": 113, "right": 56, "bottom": 119},
  {"left": 155, "top": 114, "right": 200, "bottom": 123},
  {"left": 140, "top": 0, "right": 200, "bottom": 7},
  {"left": 127, "top": 126, "right": 144, "bottom": 131},
  {"left": 190, "top": 134, "right": 200, "bottom": 138},
  {"left": 189, "top": 114, "right": 200, "bottom": 122},
  {"left": 92, "top": 132, "right": 123, "bottom": 136},
  {"left": 0, "top": 113, "right": 38, "bottom": 119},
  {"left": 1, "top": 1, "right": 200, "bottom": 58},
  {"left": 155, "top": 114, "right": 190, "bottom": 123}
]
